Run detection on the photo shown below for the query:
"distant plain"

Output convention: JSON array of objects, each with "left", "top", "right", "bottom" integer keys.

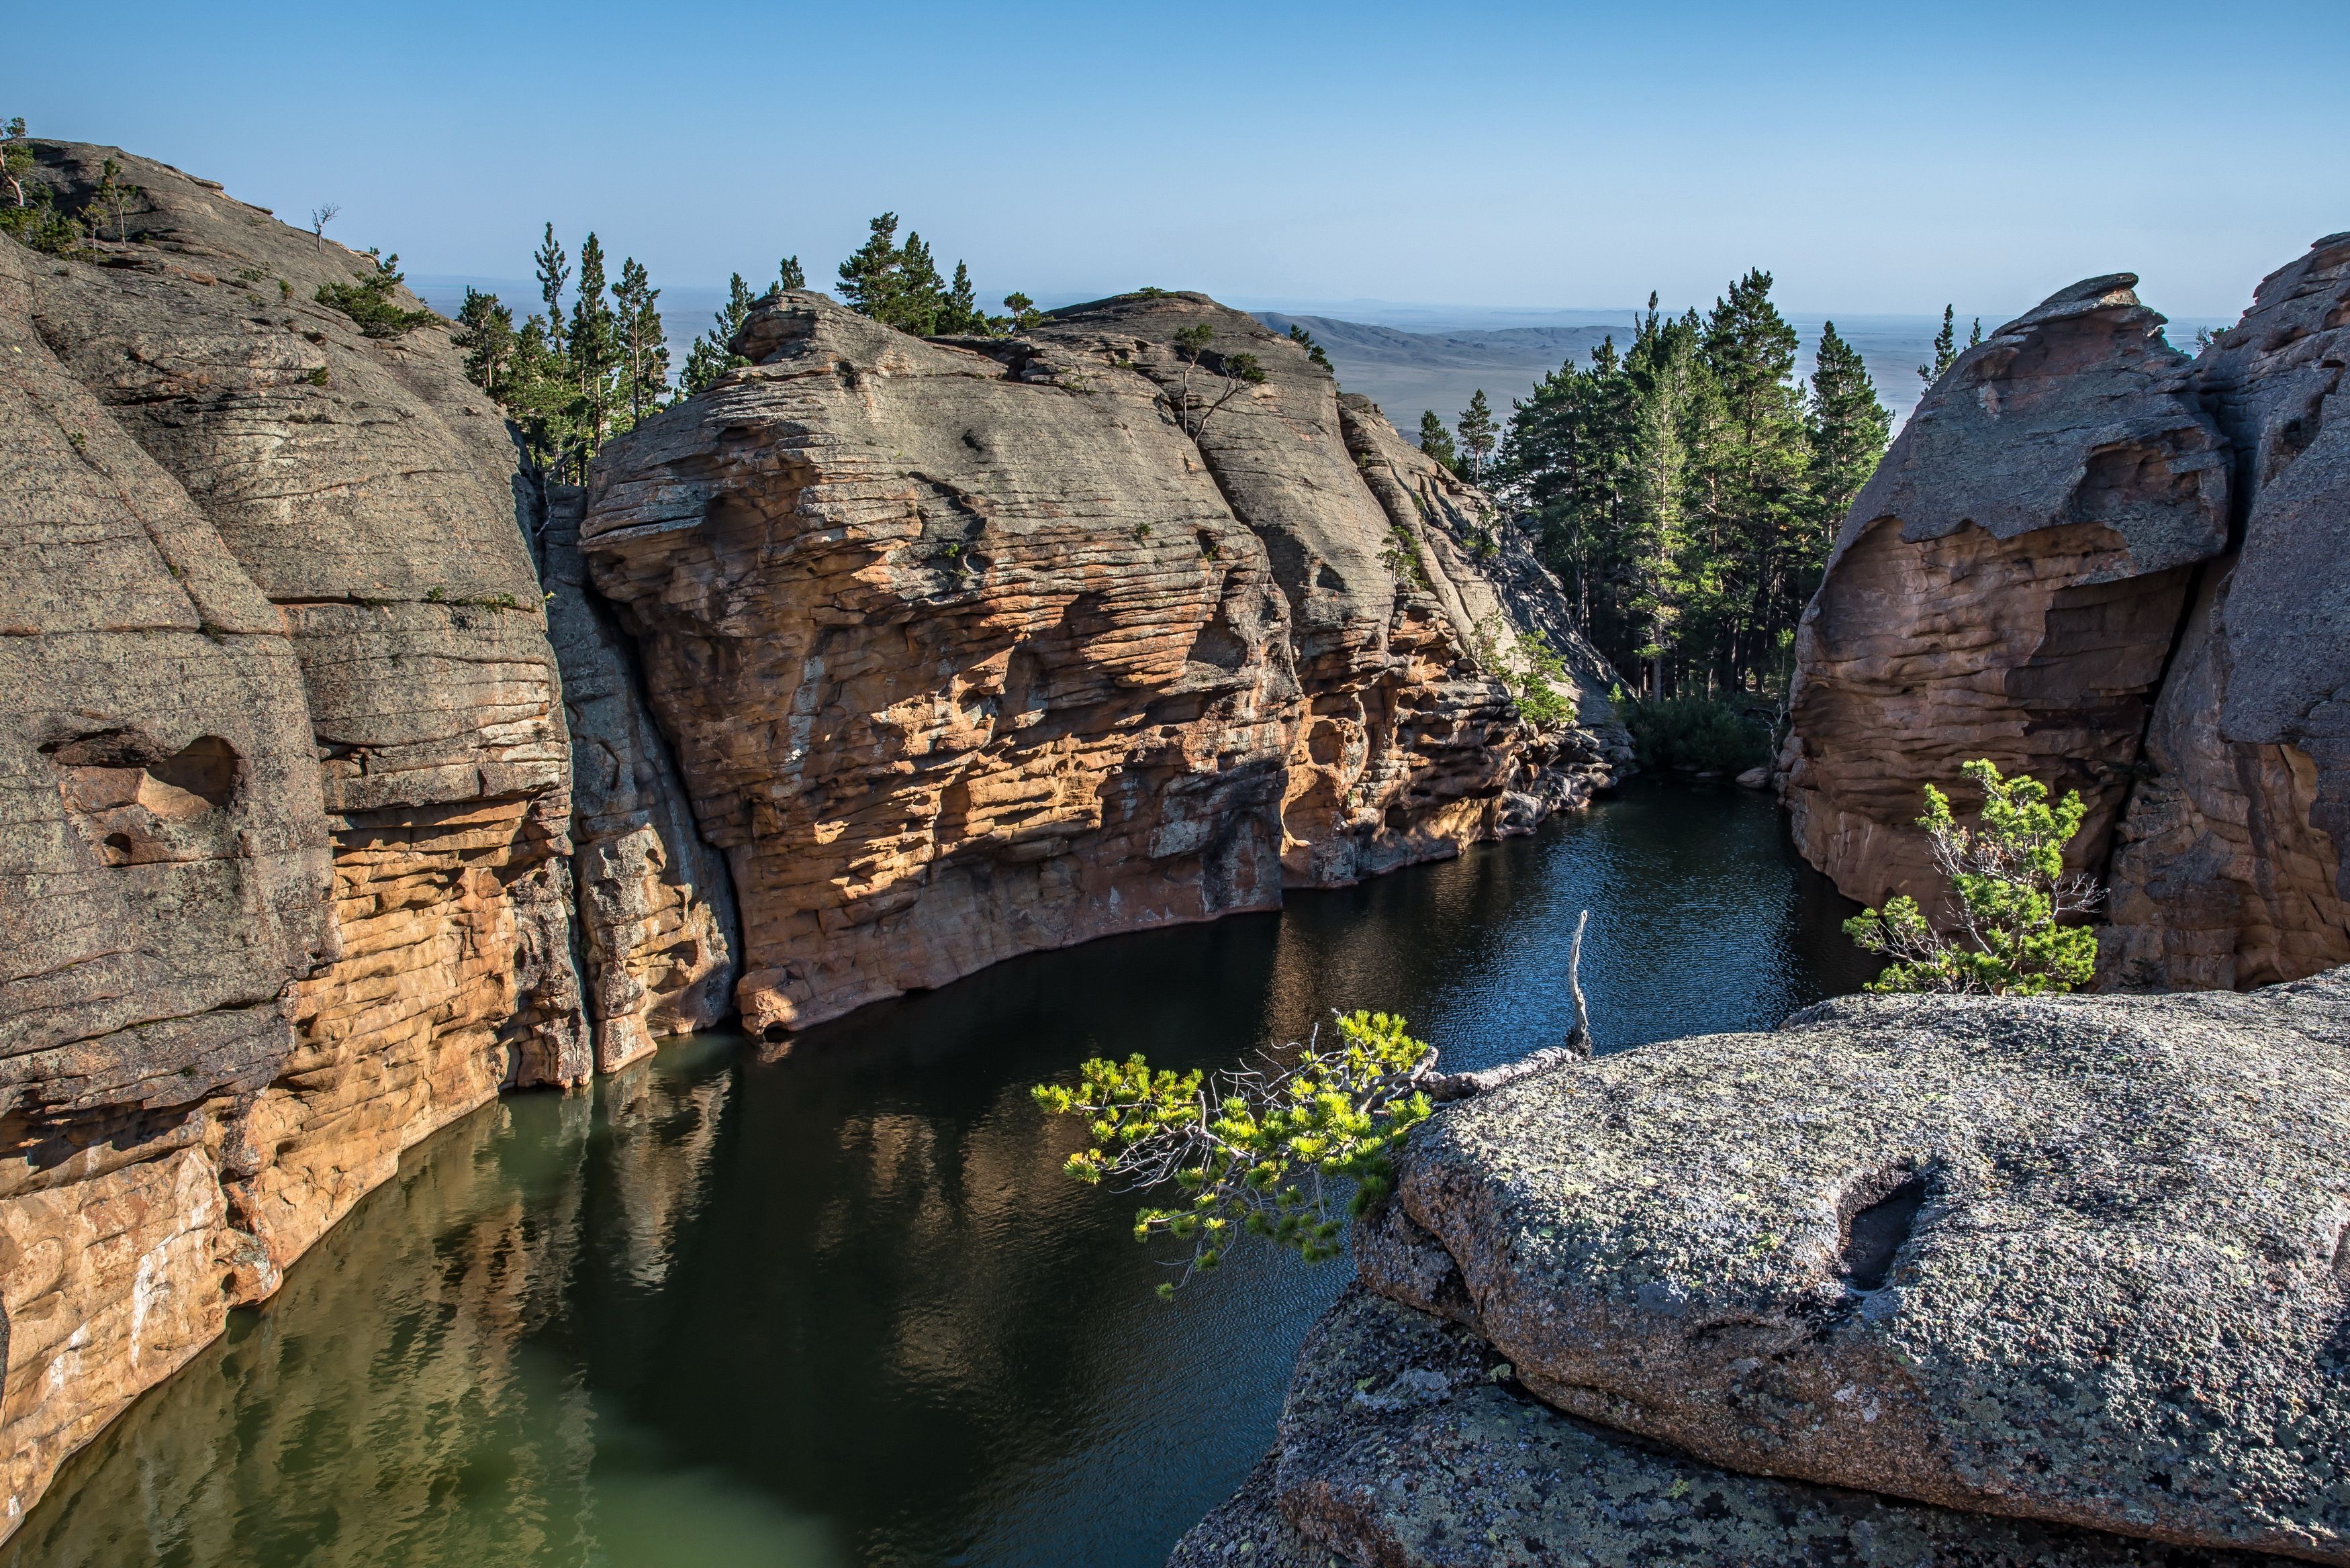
[{"left": 414, "top": 279, "right": 2230, "bottom": 440}]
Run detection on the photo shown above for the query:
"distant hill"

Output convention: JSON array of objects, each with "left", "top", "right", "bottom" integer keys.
[
  {"left": 409, "top": 277, "right": 2221, "bottom": 446},
  {"left": 1258, "top": 310, "right": 1951, "bottom": 438}
]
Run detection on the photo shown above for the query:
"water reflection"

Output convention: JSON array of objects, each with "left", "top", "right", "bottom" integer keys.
[{"left": 11, "top": 784, "right": 1868, "bottom": 1568}]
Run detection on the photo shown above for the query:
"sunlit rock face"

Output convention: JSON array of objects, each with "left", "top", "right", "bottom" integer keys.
[
  {"left": 582, "top": 291, "right": 1623, "bottom": 1035},
  {"left": 2102, "top": 234, "right": 2350, "bottom": 991},
  {"left": 1779, "top": 273, "right": 2231, "bottom": 918},
  {"left": 0, "top": 140, "right": 596, "bottom": 1538}
]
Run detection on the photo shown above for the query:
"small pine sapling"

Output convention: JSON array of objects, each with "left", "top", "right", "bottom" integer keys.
[
  {"left": 315, "top": 251, "right": 435, "bottom": 338},
  {"left": 1844, "top": 758, "right": 2102, "bottom": 995},
  {"left": 1033, "top": 1012, "right": 1439, "bottom": 1296}
]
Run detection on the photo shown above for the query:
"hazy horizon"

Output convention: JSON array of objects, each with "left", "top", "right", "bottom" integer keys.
[{"left": 15, "top": 0, "right": 2343, "bottom": 328}]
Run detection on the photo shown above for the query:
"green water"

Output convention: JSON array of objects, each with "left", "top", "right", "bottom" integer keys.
[{"left": 9, "top": 783, "right": 1871, "bottom": 1567}]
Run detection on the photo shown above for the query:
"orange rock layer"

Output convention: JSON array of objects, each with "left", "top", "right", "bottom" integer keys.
[{"left": 584, "top": 292, "right": 1625, "bottom": 1036}]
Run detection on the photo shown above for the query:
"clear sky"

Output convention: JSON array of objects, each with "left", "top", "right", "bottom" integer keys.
[{"left": 15, "top": 0, "right": 2344, "bottom": 325}]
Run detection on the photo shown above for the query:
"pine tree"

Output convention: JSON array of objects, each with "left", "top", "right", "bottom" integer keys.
[
  {"left": 1699, "top": 268, "right": 1808, "bottom": 690},
  {"left": 454, "top": 288, "right": 517, "bottom": 397},
  {"left": 1417, "top": 410, "right": 1457, "bottom": 471},
  {"left": 1, "top": 117, "right": 30, "bottom": 209},
  {"left": 1288, "top": 324, "right": 1333, "bottom": 373},
  {"left": 680, "top": 272, "right": 758, "bottom": 397},
  {"left": 778, "top": 255, "right": 805, "bottom": 291},
  {"left": 896, "top": 231, "right": 948, "bottom": 334},
  {"left": 837, "top": 212, "right": 903, "bottom": 317},
  {"left": 612, "top": 256, "right": 667, "bottom": 422},
  {"left": 940, "top": 259, "right": 984, "bottom": 334},
  {"left": 1802, "top": 319, "right": 1891, "bottom": 562},
  {"left": 1622, "top": 299, "right": 1709, "bottom": 697},
  {"left": 1501, "top": 338, "right": 1636, "bottom": 650},
  {"left": 1456, "top": 389, "right": 1497, "bottom": 481},
  {"left": 534, "top": 224, "right": 569, "bottom": 358},
  {"left": 567, "top": 234, "right": 622, "bottom": 460},
  {"left": 1918, "top": 304, "right": 1959, "bottom": 387},
  {"left": 1002, "top": 292, "right": 1043, "bottom": 331}
]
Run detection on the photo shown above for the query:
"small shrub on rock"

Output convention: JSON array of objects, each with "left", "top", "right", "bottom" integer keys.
[
  {"left": 1844, "top": 758, "right": 2101, "bottom": 995},
  {"left": 316, "top": 251, "right": 434, "bottom": 338}
]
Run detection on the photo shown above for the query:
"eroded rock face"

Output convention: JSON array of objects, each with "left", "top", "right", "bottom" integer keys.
[
  {"left": 0, "top": 142, "right": 594, "bottom": 1536},
  {"left": 1172, "top": 1287, "right": 2291, "bottom": 1568},
  {"left": 0, "top": 227, "right": 336, "bottom": 1533},
  {"left": 1355, "top": 971, "right": 2350, "bottom": 1563},
  {"left": 583, "top": 291, "right": 1617, "bottom": 1034},
  {"left": 540, "top": 487, "right": 739, "bottom": 1071},
  {"left": 1781, "top": 275, "right": 2230, "bottom": 914},
  {"left": 2103, "top": 235, "right": 2350, "bottom": 990}
]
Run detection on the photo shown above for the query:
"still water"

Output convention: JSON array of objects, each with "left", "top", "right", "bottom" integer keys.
[{"left": 11, "top": 783, "right": 1873, "bottom": 1568}]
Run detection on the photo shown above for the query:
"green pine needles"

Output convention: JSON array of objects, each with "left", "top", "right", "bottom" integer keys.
[
  {"left": 1032, "top": 1011, "right": 1438, "bottom": 1297},
  {"left": 1844, "top": 759, "right": 2102, "bottom": 995},
  {"left": 315, "top": 251, "right": 435, "bottom": 338}
]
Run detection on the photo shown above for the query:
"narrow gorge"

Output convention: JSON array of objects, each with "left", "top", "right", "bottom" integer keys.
[
  {"left": 0, "top": 139, "right": 1627, "bottom": 1538},
  {"left": 7, "top": 125, "right": 2350, "bottom": 1568}
]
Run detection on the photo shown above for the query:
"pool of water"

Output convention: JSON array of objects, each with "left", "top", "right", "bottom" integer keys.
[{"left": 9, "top": 783, "right": 1873, "bottom": 1568}]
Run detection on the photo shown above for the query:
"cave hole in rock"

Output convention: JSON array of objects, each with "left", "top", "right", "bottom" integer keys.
[
  {"left": 1842, "top": 1174, "right": 1927, "bottom": 1291},
  {"left": 762, "top": 1023, "right": 788, "bottom": 1044}
]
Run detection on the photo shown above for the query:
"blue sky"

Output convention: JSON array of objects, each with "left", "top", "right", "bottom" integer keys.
[{"left": 14, "top": 0, "right": 2344, "bottom": 325}]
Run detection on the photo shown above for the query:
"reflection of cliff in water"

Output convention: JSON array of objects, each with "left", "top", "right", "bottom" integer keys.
[
  {"left": 1, "top": 1046, "right": 826, "bottom": 1567},
  {"left": 11, "top": 786, "right": 1869, "bottom": 1568}
]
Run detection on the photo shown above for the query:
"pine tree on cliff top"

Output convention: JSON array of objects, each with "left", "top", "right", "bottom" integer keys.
[
  {"left": 1417, "top": 409, "right": 1457, "bottom": 471},
  {"left": 1918, "top": 303, "right": 1959, "bottom": 387},
  {"left": 454, "top": 288, "right": 516, "bottom": 397},
  {"left": 1456, "top": 389, "right": 1497, "bottom": 481},
  {"left": 837, "top": 212, "right": 904, "bottom": 316},
  {"left": 680, "top": 273, "right": 758, "bottom": 397},
  {"left": 941, "top": 260, "right": 984, "bottom": 335},
  {"left": 612, "top": 255, "right": 667, "bottom": 422},
  {"left": 534, "top": 224, "right": 569, "bottom": 358},
  {"left": 567, "top": 234, "right": 621, "bottom": 452}
]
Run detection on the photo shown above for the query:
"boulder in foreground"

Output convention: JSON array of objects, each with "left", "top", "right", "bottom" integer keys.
[{"left": 1367, "top": 970, "right": 2350, "bottom": 1561}]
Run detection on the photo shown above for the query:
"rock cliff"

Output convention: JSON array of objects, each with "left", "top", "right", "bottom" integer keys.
[
  {"left": 1178, "top": 970, "right": 2350, "bottom": 1567},
  {"left": 1783, "top": 240, "right": 2350, "bottom": 987},
  {"left": 2102, "top": 236, "right": 2350, "bottom": 989},
  {"left": 582, "top": 289, "right": 1623, "bottom": 1035},
  {"left": 1781, "top": 275, "right": 2231, "bottom": 915},
  {"left": 0, "top": 141, "right": 735, "bottom": 1536},
  {"left": 0, "top": 143, "right": 1624, "bottom": 1538}
]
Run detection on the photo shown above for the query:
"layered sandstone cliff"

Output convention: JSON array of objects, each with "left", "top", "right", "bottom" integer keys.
[
  {"left": 1779, "top": 274, "right": 2232, "bottom": 916},
  {"left": 0, "top": 142, "right": 1622, "bottom": 1537},
  {"left": 582, "top": 290, "right": 1622, "bottom": 1035},
  {"left": 0, "top": 142, "right": 736, "bottom": 1536}
]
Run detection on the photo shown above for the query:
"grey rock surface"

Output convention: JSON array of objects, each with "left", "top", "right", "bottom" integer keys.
[
  {"left": 1781, "top": 273, "right": 2231, "bottom": 916},
  {"left": 1366, "top": 971, "right": 2350, "bottom": 1561},
  {"left": 2104, "top": 234, "right": 2350, "bottom": 990},
  {"left": 1164, "top": 1453, "right": 1346, "bottom": 1568},
  {"left": 1212, "top": 1286, "right": 2298, "bottom": 1568},
  {"left": 538, "top": 486, "right": 739, "bottom": 1070}
]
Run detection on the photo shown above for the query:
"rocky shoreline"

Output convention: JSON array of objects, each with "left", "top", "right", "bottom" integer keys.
[{"left": 1178, "top": 969, "right": 2350, "bottom": 1567}]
